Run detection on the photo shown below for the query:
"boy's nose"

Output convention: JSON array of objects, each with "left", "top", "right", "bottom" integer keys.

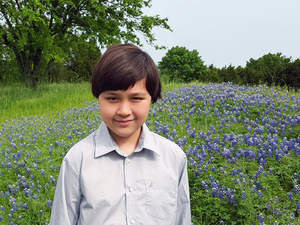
[{"left": 117, "top": 102, "right": 132, "bottom": 116}]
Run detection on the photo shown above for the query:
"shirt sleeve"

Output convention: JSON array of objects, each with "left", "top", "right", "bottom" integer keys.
[
  {"left": 50, "top": 157, "right": 82, "bottom": 225},
  {"left": 176, "top": 154, "right": 191, "bottom": 225}
]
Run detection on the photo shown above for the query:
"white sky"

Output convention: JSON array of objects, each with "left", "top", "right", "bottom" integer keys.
[{"left": 139, "top": 0, "right": 300, "bottom": 68}]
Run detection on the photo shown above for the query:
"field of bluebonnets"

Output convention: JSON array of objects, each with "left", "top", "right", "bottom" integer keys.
[{"left": 1, "top": 81, "right": 300, "bottom": 224}]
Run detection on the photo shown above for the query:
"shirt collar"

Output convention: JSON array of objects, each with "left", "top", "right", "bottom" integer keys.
[
  {"left": 94, "top": 122, "right": 160, "bottom": 158},
  {"left": 137, "top": 123, "right": 161, "bottom": 156}
]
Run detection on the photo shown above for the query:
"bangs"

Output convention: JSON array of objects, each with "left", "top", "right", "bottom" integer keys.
[{"left": 98, "top": 52, "right": 147, "bottom": 92}]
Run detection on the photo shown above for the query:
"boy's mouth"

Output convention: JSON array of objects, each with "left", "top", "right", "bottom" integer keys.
[{"left": 116, "top": 120, "right": 133, "bottom": 126}]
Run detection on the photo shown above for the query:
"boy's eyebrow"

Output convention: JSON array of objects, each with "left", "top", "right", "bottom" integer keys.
[
  {"left": 103, "top": 91, "right": 148, "bottom": 96},
  {"left": 103, "top": 91, "right": 118, "bottom": 95},
  {"left": 131, "top": 92, "right": 148, "bottom": 96}
]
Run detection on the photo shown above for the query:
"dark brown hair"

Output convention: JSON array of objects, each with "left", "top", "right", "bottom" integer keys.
[{"left": 91, "top": 43, "right": 161, "bottom": 103}]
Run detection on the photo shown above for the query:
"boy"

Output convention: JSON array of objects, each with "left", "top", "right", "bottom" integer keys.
[{"left": 50, "top": 43, "right": 191, "bottom": 225}]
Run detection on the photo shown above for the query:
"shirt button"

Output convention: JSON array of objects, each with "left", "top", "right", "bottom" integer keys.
[
  {"left": 127, "top": 159, "right": 131, "bottom": 163},
  {"left": 130, "top": 219, "right": 135, "bottom": 224},
  {"left": 129, "top": 187, "right": 134, "bottom": 192}
]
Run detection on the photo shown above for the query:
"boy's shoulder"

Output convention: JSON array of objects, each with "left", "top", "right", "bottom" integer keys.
[
  {"left": 63, "top": 130, "right": 96, "bottom": 163},
  {"left": 146, "top": 128, "right": 186, "bottom": 159}
]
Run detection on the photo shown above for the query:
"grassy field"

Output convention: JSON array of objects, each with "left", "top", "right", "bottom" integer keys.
[{"left": 1, "top": 81, "right": 300, "bottom": 224}]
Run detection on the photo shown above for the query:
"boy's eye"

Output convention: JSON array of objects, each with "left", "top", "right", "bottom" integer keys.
[
  {"left": 132, "top": 97, "right": 143, "bottom": 101},
  {"left": 106, "top": 97, "right": 118, "bottom": 101}
]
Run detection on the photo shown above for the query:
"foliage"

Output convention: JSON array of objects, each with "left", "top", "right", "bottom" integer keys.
[
  {"left": 0, "top": 0, "right": 171, "bottom": 87},
  {"left": 66, "top": 39, "right": 101, "bottom": 82},
  {"left": 0, "top": 45, "right": 21, "bottom": 84},
  {"left": 1, "top": 82, "right": 300, "bottom": 224},
  {"left": 200, "top": 52, "right": 300, "bottom": 90},
  {"left": 282, "top": 59, "right": 300, "bottom": 90},
  {"left": 158, "top": 46, "right": 208, "bottom": 83},
  {"left": 42, "top": 39, "right": 102, "bottom": 83},
  {"left": 245, "top": 52, "right": 291, "bottom": 86},
  {"left": 206, "top": 64, "right": 222, "bottom": 83}
]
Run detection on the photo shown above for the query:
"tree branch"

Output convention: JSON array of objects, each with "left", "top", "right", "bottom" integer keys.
[{"left": 15, "top": 0, "right": 21, "bottom": 11}]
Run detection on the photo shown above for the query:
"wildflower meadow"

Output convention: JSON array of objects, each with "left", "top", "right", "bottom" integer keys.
[{"left": 1, "top": 82, "right": 300, "bottom": 224}]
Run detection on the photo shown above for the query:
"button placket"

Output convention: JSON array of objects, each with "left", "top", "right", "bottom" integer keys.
[{"left": 124, "top": 156, "right": 138, "bottom": 224}]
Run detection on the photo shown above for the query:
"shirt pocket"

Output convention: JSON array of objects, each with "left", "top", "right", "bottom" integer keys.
[{"left": 145, "top": 179, "right": 177, "bottom": 220}]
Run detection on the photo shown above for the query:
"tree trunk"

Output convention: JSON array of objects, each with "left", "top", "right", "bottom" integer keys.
[
  {"left": 15, "top": 48, "right": 42, "bottom": 88},
  {"left": 42, "top": 58, "right": 55, "bottom": 82}
]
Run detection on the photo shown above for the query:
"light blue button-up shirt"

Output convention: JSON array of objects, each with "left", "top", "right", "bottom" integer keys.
[{"left": 50, "top": 122, "right": 191, "bottom": 225}]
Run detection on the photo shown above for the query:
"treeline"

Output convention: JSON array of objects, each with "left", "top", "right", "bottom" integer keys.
[
  {"left": 206, "top": 53, "right": 300, "bottom": 89},
  {"left": 158, "top": 46, "right": 300, "bottom": 90},
  {"left": 1, "top": 44, "right": 300, "bottom": 90}
]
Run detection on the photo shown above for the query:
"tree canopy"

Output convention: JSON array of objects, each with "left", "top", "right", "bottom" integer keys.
[
  {"left": 245, "top": 52, "right": 291, "bottom": 85},
  {"left": 0, "top": 0, "right": 171, "bottom": 87},
  {"left": 158, "top": 46, "right": 208, "bottom": 83}
]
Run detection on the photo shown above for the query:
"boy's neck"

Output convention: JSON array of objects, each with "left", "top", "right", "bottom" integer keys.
[
  {"left": 109, "top": 127, "right": 142, "bottom": 156},
  {"left": 118, "top": 142, "right": 137, "bottom": 155}
]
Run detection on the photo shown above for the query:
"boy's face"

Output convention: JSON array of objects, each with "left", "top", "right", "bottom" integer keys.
[{"left": 97, "top": 79, "right": 152, "bottom": 147}]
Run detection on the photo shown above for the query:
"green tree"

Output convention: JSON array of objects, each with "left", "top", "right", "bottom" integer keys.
[
  {"left": 245, "top": 52, "right": 291, "bottom": 86},
  {"left": 219, "top": 64, "right": 237, "bottom": 83},
  {"left": 66, "top": 38, "right": 101, "bottom": 82},
  {"left": 282, "top": 58, "right": 300, "bottom": 90},
  {"left": 206, "top": 64, "right": 222, "bottom": 83},
  {"left": 158, "top": 46, "right": 208, "bottom": 83},
  {"left": 0, "top": 0, "right": 171, "bottom": 88},
  {"left": 0, "top": 43, "right": 21, "bottom": 83}
]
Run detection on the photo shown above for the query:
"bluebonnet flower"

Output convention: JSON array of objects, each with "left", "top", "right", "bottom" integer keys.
[
  {"left": 297, "top": 202, "right": 300, "bottom": 211},
  {"left": 288, "top": 192, "right": 293, "bottom": 200},
  {"left": 257, "top": 190, "right": 264, "bottom": 198},
  {"left": 274, "top": 208, "right": 283, "bottom": 218},
  {"left": 212, "top": 188, "right": 218, "bottom": 197},
  {"left": 50, "top": 175, "right": 56, "bottom": 184},
  {"left": 258, "top": 213, "right": 265, "bottom": 223},
  {"left": 229, "top": 195, "right": 237, "bottom": 207},
  {"left": 201, "top": 181, "right": 209, "bottom": 190},
  {"left": 241, "top": 191, "right": 247, "bottom": 199},
  {"left": 256, "top": 181, "right": 262, "bottom": 188},
  {"left": 23, "top": 203, "right": 28, "bottom": 210},
  {"left": 48, "top": 200, "right": 53, "bottom": 208},
  {"left": 251, "top": 185, "right": 257, "bottom": 193},
  {"left": 294, "top": 185, "right": 300, "bottom": 194}
]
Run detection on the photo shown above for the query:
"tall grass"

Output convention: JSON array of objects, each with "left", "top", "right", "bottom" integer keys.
[
  {"left": 0, "top": 82, "right": 94, "bottom": 123},
  {"left": 0, "top": 81, "right": 188, "bottom": 123}
]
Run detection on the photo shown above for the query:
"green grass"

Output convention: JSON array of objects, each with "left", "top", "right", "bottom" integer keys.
[
  {"left": 0, "top": 82, "right": 94, "bottom": 123},
  {"left": 0, "top": 81, "right": 189, "bottom": 124}
]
